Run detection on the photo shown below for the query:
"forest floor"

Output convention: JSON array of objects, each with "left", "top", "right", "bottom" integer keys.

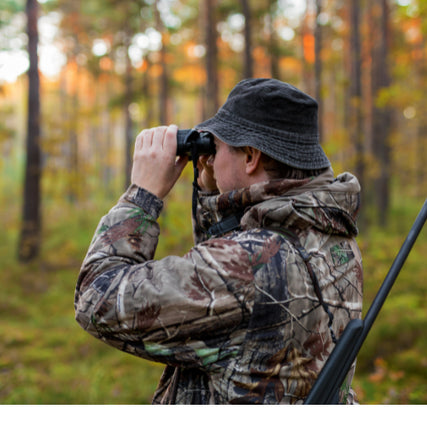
[{"left": 1, "top": 167, "right": 426, "bottom": 404}]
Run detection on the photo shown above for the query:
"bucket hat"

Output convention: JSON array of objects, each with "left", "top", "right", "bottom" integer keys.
[{"left": 195, "top": 78, "right": 330, "bottom": 170}]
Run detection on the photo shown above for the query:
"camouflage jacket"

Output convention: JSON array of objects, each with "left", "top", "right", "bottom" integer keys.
[{"left": 75, "top": 168, "right": 363, "bottom": 404}]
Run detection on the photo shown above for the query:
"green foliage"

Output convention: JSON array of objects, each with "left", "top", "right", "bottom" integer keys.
[{"left": 0, "top": 0, "right": 25, "bottom": 23}]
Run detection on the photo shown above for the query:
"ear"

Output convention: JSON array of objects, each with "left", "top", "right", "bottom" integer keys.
[{"left": 244, "top": 146, "right": 263, "bottom": 175}]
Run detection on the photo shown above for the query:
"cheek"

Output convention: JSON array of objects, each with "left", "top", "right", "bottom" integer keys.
[
  {"left": 212, "top": 157, "right": 226, "bottom": 190},
  {"left": 212, "top": 151, "right": 223, "bottom": 175}
]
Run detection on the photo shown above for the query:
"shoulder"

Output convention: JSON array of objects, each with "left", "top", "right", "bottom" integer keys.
[
  {"left": 230, "top": 227, "right": 298, "bottom": 253},
  {"left": 187, "top": 228, "right": 295, "bottom": 276},
  {"left": 202, "top": 228, "right": 299, "bottom": 272}
]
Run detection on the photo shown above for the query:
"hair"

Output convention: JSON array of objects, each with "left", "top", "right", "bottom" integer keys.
[
  {"left": 228, "top": 145, "right": 329, "bottom": 180},
  {"left": 260, "top": 153, "right": 329, "bottom": 180}
]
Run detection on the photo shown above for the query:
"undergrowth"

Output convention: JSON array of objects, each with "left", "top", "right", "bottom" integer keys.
[{"left": 1, "top": 167, "right": 426, "bottom": 404}]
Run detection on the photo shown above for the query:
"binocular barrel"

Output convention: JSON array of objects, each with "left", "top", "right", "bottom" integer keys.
[{"left": 176, "top": 129, "right": 215, "bottom": 158}]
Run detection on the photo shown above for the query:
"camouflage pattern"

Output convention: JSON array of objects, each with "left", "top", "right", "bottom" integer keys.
[{"left": 75, "top": 168, "right": 363, "bottom": 404}]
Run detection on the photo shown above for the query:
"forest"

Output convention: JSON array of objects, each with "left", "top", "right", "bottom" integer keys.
[{"left": 0, "top": 0, "right": 426, "bottom": 404}]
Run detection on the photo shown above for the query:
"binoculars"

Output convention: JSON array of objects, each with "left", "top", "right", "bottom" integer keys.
[{"left": 176, "top": 129, "right": 215, "bottom": 159}]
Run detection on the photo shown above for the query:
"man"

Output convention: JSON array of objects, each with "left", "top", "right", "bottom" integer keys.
[{"left": 75, "top": 78, "right": 363, "bottom": 404}]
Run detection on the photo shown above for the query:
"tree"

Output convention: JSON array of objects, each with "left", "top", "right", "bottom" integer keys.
[
  {"left": 203, "top": 0, "right": 219, "bottom": 118},
  {"left": 18, "top": 0, "right": 41, "bottom": 262},
  {"left": 240, "top": 0, "right": 253, "bottom": 79},
  {"left": 124, "top": 31, "right": 134, "bottom": 189},
  {"left": 314, "top": 0, "right": 323, "bottom": 143},
  {"left": 300, "top": 3, "right": 315, "bottom": 97},
  {"left": 265, "top": 0, "right": 280, "bottom": 80},
  {"left": 370, "top": 0, "right": 392, "bottom": 225},
  {"left": 154, "top": 0, "right": 169, "bottom": 125},
  {"left": 348, "top": 0, "right": 365, "bottom": 216}
]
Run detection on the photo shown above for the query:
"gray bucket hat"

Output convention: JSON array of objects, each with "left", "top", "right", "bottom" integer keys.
[{"left": 195, "top": 78, "right": 330, "bottom": 170}]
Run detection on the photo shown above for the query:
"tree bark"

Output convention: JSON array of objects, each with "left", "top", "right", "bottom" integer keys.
[
  {"left": 349, "top": 0, "right": 365, "bottom": 212},
  {"left": 18, "top": 0, "right": 41, "bottom": 262},
  {"left": 266, "top": 2, "right": 279, "bottom": 80},
  {"left": 155, "top": 0, "right": 169, "bottom": 124},
  {"left": 124, "top": 33, "right": 133, "bottom": 189},
  {"left": 371, "top": 0, "right": 392, "bottom": 225},
  {"left": 204, "top": 0, "right": 219, "bottom": 118},
  {"left": 314, "top": 0, "right": 323, "bottom": 143},
  {"left": 240, "top": 0, "right": 253, "bottom": 79}
]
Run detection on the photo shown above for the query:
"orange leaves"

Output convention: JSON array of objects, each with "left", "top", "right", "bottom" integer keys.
[
  {"left": 173, "top": 65, "right": 206, "bottom": 86},
  {"left": 369, "top": 357, "right": 404, "bottom": 383},
  {"left": 279, "top": 56, "right": 302, "bottom": 74},
  {"left": 303, "top": 33, "right": 315, "bottom": 64},
  {"left": 99, "top": 56, "right": 114, "bottom": 72},
  {"left": 402, "top": 17, "right": 423, "bottom": 45}
]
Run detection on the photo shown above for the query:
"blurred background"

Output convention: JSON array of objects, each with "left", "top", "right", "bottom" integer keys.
[{"left": 0, "top": 0, "right": 426, "bottom": 404}]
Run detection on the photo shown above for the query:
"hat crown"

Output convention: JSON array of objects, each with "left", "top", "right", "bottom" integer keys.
[
  {"left": 196, "top": 78, "right": 330, "bottom": 170},
  {"left": 221, "top": 79, "right": 318, "bottom": 136}
]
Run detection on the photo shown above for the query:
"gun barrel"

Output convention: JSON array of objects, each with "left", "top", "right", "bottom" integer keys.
[{"left": 304, "top": 319, "right": 364, "bottom": 404}]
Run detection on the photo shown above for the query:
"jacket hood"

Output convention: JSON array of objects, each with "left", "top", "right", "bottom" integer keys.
[{"left": 197, "top": 168, "right": 361, "bottom": 238}]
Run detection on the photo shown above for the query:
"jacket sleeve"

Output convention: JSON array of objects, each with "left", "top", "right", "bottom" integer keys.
[{"left": 74, "top": 185, "right": 253, "bottom": 369}]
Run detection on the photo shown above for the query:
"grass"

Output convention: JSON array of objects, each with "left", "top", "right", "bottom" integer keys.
[
  {"left": 0, "top": 240, "right": 165, "bottom": 404},
  {"left": 1, "top": 166, "right": 426, "bottom": 404}
]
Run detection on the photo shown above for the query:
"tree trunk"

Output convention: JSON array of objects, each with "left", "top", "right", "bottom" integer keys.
[
  {"left": 69, "top": 83, "right": 79, "bottom": 202},
  {"left": 124, "top": 35, "right": 133, "bottom": 189},
  {"left": 414, "top": 28, "right": 427, "bottom": 197},
  {"left": 155, "top": 0, "right": 169, "bottom": 124},
  {"left": 240, "top": 0, "right": 253, "bottom": 79},
  {"left": 349, "top": 0, "right": 365, "bottom": 218},
  {"left": 300, "top": 15, "right": 315, "bottom": 96},
  {"left": 18, "top": 0, "right": 41, "bottom": 262},
  {"left": 204, "top": 0, "right": 219, "bottom": 118},
  {"left": 371, "top": 0, "right": 392, "bottom": 225},
  {"left": 142, "top": 57, "right": 154, "bottom": 128},
  {"left": 266, "top": 3, "right": 279, "bottom": 80},
  {"left": 314, "top": 0, "right": 323, "bottom": 143}
]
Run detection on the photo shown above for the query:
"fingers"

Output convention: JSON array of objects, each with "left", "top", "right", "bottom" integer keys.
[
  {"left": 135, "top": 125, "right": 177, "bottom": 155},
  {"left": 131, "top": 125, "right": 187, "bottom": 199},
  {"left": 163, "top": 124, "right": 178, "bottom": 155},
  {"left": 136, "top": 126, "right": 163, "bottom": 152},
  {"left": 153, "top": 126, "right": 168, "bottom": 149}
]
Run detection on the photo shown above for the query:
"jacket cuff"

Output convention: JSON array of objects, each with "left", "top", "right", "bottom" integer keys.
[{"left": 121, "top": 184, "right": 163, "bottom": 219}]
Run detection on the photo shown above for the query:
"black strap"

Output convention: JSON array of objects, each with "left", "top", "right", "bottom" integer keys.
[
  {"left": 191, "top": 144, "right": 201, "bottom": 222},
  {"left": 208, "top": 214, "right": 243, "bottom": 237}
]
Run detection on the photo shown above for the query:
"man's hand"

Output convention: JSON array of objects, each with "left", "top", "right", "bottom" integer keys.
[{"left": 131, "top": 125, "right": 188, "bottom": 200}]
